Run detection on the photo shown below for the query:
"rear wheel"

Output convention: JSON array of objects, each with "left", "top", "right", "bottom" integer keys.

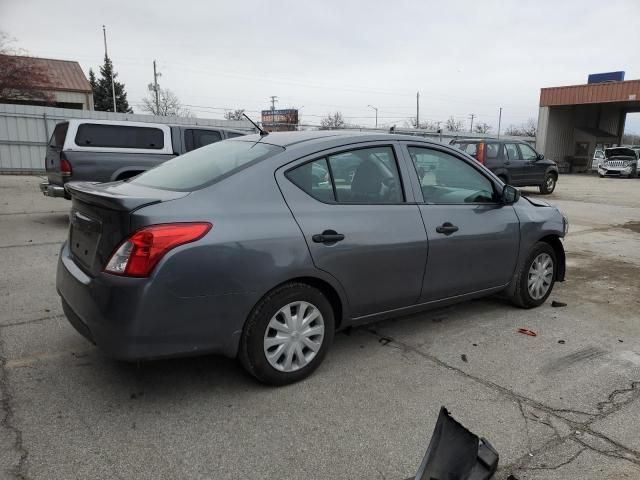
[
  {"left": 239, "top": 283, "right": 335, "bottom": 385},
  {"left": 498, "top": 174, "right": 508, "bottom": 184},
  {"left": 510, "top": 242, "right": 557, "bottom": 309},
  {"left": 539, "top": 173, "right": 557, "bottom": 194}
]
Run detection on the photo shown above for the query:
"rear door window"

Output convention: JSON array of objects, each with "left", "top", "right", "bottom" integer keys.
[
  {"left": 327, "top": 146, "right": 403, "bottom": 204},
  {"left": 505, "top": 143, "right": 521, "bottom": 161},
  {"left": 185, "top": 129, "right": 223, "bottom": 152},
  {"left": 286, "top": 159, "right": 334, "bottom": 202},
  {"left": 74, "top": 124, "right": 164, "bottom": 149}
]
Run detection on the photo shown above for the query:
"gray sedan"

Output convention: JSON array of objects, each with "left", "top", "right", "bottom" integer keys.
[{"left": 57, "top": 131, "right": 568, "bottom": 385}]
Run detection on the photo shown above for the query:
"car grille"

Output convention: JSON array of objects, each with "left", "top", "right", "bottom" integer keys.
[{"left": 605, "top": 160, "right": 625, "bottom": 167}]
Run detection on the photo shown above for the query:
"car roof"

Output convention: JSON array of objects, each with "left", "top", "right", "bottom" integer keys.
[
  {"left": 232, "top": 130, "right": 444, "bottom": 150},
  {"left": 451, "top": 137, "right": 527, "bottom": 144}
]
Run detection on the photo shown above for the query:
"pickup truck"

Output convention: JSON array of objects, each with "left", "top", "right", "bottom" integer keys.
[{"left": 40, "top": 119, "right": 250, "bottom": 199}]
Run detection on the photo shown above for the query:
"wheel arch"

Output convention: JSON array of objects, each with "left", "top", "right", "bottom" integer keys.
[{"left": 538, "top": 234, "right": 565, "bottom": 282}]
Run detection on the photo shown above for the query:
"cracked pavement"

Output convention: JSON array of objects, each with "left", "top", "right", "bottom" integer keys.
[{"left": 1, "top": 174, "right": 639, "bottom": 479}]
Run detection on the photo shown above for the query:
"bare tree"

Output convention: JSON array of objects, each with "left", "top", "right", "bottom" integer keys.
[
  {"left": 0, "top": 32, "right": 54, "bottom": 104},
  {"left": 504, "top": 118, "right": 537, "bottom": 137},
  {"left": 445, "top": 116, "right": 464, "bottom": 132},
  {"left": 141, "top": 87, "right": 191, "bottom": 117},
  {"left": 224, "top": 109, "right": 245, "bottom": 121},
  {"left": 521, "top": 118, "right": 537, "bottom": 137},
  {"left": 320, "top": 111, "right": 345, "bottom": 130},
  {"left": 405, "top": 117, "right": 440, "bottom": 130},
  {"left": 622, "top": 133, "right": 640, "bottom": 145},
  {"left": 473, "top": 122, "right": 493, "bottom": 134}
]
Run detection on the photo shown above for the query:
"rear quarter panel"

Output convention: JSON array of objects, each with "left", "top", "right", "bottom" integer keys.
[{"left": 129, "top": 158, "right": 350, "bottom": 340}]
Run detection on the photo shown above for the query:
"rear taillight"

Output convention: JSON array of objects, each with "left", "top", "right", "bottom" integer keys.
[
  {"left": 60, "top": 153, "right": 72, "bottom": 177},
  {"left": 104, "top": 223, "right": 211, "bottom": 277},
  {"left": 476, "top": 143, "right": 485, "bottom": 164}
]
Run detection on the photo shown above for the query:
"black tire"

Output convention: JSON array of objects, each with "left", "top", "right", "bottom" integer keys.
[
  {"left": 510, "top": 242, "right": 557, "bottom": 309},
  {"left": 599, "top": 174, "right": 604, "bottom": 178},
  {"left": 239, "top": 282, "right": 335, "bottom": 386},
  {"left": 498, "top": 175, "right": 508, "bottom": 185},
  {"left": 539, "top": 172, "right": 557, "bottom": 194}
]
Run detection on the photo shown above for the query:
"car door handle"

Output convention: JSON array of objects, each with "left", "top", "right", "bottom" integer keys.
[
  {"left": 504, "top": 161, "right": 511, "bottom": 165},
  {"left": 435, "top": 223, "right": 459, "bottom": 235},
  {"left": 312, "top": 230, "right": 345, "bottom": 244}
]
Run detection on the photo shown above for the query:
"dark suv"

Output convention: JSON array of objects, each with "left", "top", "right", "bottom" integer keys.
[{"left": 450, "top": 138, "right": 559, "bottom": 194}]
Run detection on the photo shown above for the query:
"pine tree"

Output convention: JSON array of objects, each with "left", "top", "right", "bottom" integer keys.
[{"left": 93, "top": 55, "right": 132, "bottom": 113}]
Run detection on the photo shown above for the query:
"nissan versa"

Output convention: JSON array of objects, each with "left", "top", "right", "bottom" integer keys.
[{"left": 57, "top": 131, "right": 568, "bottom": 385}]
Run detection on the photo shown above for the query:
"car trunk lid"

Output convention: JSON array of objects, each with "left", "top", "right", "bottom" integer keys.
[{"left": 66, "top": 181, "right": 188, "bottom": 276}]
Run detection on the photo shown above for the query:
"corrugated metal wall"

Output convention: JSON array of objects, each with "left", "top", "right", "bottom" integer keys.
[
  {"left": 0, "top": 103, "right": 254, "bottom": 173},
  {"left": 540, "top": 80, "right": 640, "bottom": 106}
]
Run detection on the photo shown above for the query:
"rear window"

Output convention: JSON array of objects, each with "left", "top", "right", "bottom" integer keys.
[
  {"left": 74, "top": 124, "right": 164, "bottom": 149},
  {"left": 49, "top": 122, "right": 68, "bottom": 148},
  {"left": 129, "top": 140, "right": 284, "bottom": 191}
]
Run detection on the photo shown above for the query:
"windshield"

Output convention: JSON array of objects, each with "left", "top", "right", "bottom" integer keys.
[{"left": 129, "top": 140, "right": 284, "bottom": 191}]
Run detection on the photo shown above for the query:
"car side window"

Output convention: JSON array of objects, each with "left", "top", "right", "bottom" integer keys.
[
  {"left": 519, "top": 143, "right": 538, "bottom": 161},
  {"left": 185, "top": 129, "right": 222, "bottom": 152},
  {"left": 286, "top": 159, "right": 335, "bottom": 203},
  {"left": 485, "top": 142, "right": 500, "bottom": 160},
  {"left": 505, "top": 143, "right": 521, "bottom": 161},
  {"left": 327, "top": 146, "right": 404, "bottom": 204},
  {"left": 408, "top": 146, "right": 496, "bottom": 204}
]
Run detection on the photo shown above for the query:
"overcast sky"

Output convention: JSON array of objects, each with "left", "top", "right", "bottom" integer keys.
[{"left": 2, "top": 0, "right": 640, "bottom": 132}]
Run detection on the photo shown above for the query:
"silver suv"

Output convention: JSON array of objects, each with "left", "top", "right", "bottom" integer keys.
[{"left": 598, "top": 147, "right": 640, "bottom": 178}]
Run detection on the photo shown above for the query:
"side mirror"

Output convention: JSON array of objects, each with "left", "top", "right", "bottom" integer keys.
[
  {"left": 536, "top": 153, "right": 544, "bottom": 160},
  {"left": 501, "top": 184, "right": 520, "bottom": 205}
]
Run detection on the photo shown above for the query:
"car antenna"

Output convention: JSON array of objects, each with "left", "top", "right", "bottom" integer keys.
[{"left": 242, "top": 113, "right": 269, "bottom": 137}]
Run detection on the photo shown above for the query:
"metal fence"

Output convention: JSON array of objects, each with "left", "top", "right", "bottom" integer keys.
[{"left": 0, "top": 103, "right": 254, "bottom": 174}]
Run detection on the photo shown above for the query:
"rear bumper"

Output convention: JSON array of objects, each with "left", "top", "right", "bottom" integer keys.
[
  {"left": 40, "top": 181, "right": 69, "bottom": 198},
  {"left": 56, "top": 242, "right": 249, "bottom": 360}
]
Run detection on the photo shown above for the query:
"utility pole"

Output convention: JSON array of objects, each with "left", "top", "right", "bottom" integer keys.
[
  {"left": 270, "top": 96, "right": 278, "bottom": 111},
  {"left": 416, "top": 91, "right": 420, "bottom": 128},
  {"left": 497, "top": 107, "right": 503, "bottom": 139},
  {"left": 153, "top": 60, "right": 160, "bottom": 114},
  {"left": 469, "top": 113, "right": 475, "bottom": 133},
  {"left": 368, "top": 105, "right": 378, "bottom": 128},
  {"left": 102, "top": 25, "right": 117, "bottom": 113}
]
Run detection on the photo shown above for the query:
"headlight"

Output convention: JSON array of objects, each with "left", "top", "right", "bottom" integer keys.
[{"left": 623, "top": 161, "right": 630, "bottom": 167}]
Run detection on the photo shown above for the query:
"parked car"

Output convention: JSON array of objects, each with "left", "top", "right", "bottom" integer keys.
[
  {"left": 591, "top": 149, "right": 605, "bottom": 172},
  {"left": 598, "top": 147, "right": 640, "bottom": 178},
  {"left": 450, "top": 138, "right": 559, "bottom": 194},
  {"left": 57, "top": 132, "right": 567, "bottom": 385},
  {"left": 40, "top": 119, "right": 249, "bottom": 199}
]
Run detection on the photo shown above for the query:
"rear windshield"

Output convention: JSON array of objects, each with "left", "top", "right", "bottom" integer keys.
[
  {"left": 129, "top": 140, "right": 284, "bottom": 191},
  {"left": 49, "top": 122, "right": 68, "bottom": 148},
  {"left": 75, "top": 124, "right": 164, "bottom": 149}
]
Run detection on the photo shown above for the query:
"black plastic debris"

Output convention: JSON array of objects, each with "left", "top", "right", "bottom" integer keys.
[
  {"left": 412, "top": 407, "right": 499, "bottom": 480},
  {"left": 551, "top": 301, "right": 567, "bottom": 308}
]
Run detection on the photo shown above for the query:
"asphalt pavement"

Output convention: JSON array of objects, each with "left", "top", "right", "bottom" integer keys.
[{"left": 1, "top": 174, "right": 639, "bottom": 479}]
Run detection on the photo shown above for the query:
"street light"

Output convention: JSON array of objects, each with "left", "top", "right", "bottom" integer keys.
[{"left": 367, "top": 105, "right": 378, "bottom": 128}]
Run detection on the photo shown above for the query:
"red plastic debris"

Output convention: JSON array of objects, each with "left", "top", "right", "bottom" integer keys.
[{"left": 517, "top": 328, "right": 537, "bottom": 337}]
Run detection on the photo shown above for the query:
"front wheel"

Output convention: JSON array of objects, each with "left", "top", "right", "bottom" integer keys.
[
  {"left": 510, "top": 242, "right": 557, "bottom": 309},
  {"left": 239, "top": 283, "right": 335, "bottom": 385},
  {"left": 539, "top": 173, "right": 557, "bottom": 194}
]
